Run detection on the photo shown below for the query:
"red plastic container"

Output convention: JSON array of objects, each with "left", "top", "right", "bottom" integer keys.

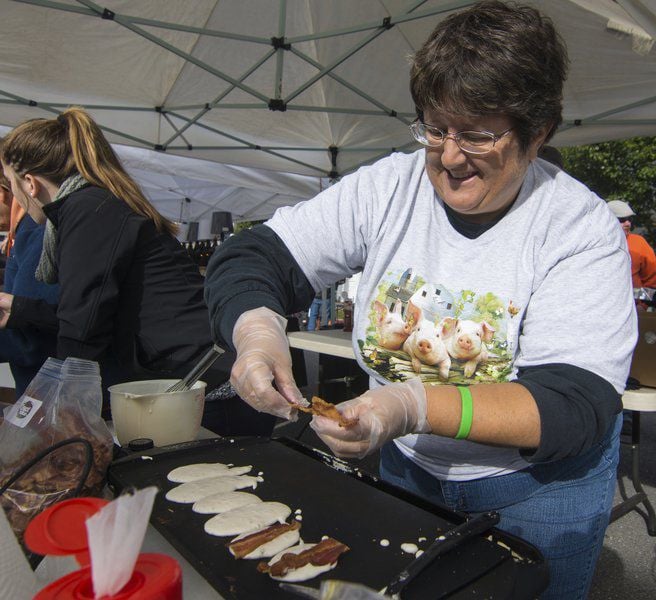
[
  {"left": 24, "top": 497, "right": 109, "bottom": 566},
  {"left": 33, "top": 553, "right": 182, "bottom": 600},
  {"left": 25, "top": 497, "right": 182, "bottom": 599}
]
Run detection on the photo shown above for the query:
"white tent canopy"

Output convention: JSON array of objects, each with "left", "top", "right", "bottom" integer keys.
[{"left": 1, "top": 0, "right": 656, "bottom": 226}]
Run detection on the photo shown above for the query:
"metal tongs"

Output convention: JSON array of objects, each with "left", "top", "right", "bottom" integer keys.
[{"left": 165, "top": 344, "right": 225, "bottom": 392}]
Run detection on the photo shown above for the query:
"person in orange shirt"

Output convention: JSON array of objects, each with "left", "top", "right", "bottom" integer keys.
[{"left": 608, "top": 200, "right": 656, "bottom": 289}]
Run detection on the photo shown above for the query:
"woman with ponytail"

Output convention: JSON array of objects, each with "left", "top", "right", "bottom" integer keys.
[{"left": 0, "top": 108, "right": 267, "bottom": 435}]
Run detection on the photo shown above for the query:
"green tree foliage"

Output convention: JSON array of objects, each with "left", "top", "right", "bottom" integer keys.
[
  {"left": 560, "top": 137, "right": 656, "bottom": 245},
  {"left": 234, "top": 219, "right": 265, "bottom": 232}
]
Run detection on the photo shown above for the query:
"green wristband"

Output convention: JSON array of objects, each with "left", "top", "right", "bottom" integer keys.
[{"left": 455, "top": 386, "right": 473, "bottom": 440}]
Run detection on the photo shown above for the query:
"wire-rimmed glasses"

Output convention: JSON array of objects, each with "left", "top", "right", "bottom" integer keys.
[{"left": 409, "top": 121, "right": 512, "bottom": 155}]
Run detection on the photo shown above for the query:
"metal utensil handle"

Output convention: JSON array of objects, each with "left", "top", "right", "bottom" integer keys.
[
  {"left": 278, "top": 582, "right": 321, "bottom": 599},
  {"left": 386, "top": 511, "right": 500, "bottom": 596},
  {"left": 166, "top": 344, "right": 225, "bottom": 393}
]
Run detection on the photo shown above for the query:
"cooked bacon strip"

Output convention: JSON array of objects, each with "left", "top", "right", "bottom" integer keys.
[
  {"left": 297, "top": 397, "right": 359, "bottom": 428},
  {"left": 227, "top": 521, "right": 301, "bottom": 559},
  {"left": 257, "top": 537, "right": 350, "bottom": 577}
]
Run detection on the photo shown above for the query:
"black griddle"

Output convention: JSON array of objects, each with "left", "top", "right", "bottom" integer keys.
[{"left": 107, "top": 436, "right": 548, "bottom": 599}]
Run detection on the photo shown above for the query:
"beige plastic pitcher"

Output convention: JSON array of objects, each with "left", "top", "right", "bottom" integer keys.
[{"left": 108, "top": 379, "right": 206, "bottom": 447}]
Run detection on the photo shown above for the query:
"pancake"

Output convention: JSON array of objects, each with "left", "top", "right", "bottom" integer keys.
[
  {"left": 204, "top": 502, "right": 291, "bottom": 537},
  {"left": 167, "top": 462, "right": 252, "bottom": 483},
  {"left": 166, "top": 474, "right": 263, "bottom": 503},
  {"left": 192, "top": 491, "right": 263, "bottom": 515}
]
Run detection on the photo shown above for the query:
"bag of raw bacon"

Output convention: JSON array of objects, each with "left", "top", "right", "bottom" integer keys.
[{"left": 0, "top": 357, "right": 112, "bottom": 554}]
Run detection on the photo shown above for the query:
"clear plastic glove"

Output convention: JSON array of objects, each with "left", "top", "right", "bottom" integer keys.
[
  {"left": 230, "top": 307, "right": 307, "bottom": 420},
  {"left": 309, "top": 378, "right": 430, "bottom": 459}
]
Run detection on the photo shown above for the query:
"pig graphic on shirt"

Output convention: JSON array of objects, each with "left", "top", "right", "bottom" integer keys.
[
  {"left": 402, "top": 302, "right": 452, "bottom": 380},
  {"left": 373, "top": 300, "right": 409, "bottom": 350},
  {"left": 443, "top": 318, "right": 496, "bottom": 378}
]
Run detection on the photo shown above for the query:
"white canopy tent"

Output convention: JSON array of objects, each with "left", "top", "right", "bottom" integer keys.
[{"left": 1, "top": 0, "right": 655, "bottom": 230}]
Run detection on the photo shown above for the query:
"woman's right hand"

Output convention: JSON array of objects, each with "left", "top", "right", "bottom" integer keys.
[
  {"left": 229, "top": 307, "right": 308, "bottom": 420},
  {"left": 0, "top": 293, "right": 13, "bottom": 328}
]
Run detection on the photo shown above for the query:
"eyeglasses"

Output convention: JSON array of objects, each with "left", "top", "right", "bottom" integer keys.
[
  {"left": 618, "top": 217, "right": 632, "bottom": 223},
  {"left": 409, "top": 121, "right": 513, "bottom": 155}
]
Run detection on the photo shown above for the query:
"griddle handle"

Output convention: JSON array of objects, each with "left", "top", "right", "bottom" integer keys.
[{"left": 386, "top": 510, "right": 500, "bottom": 597}]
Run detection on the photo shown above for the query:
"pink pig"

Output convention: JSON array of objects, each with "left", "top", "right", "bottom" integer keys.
[
  {"left": 443, "top": 318, "right": 496, "bottom": 378},
  {"left": 373, "top": 300, "right": 409, "bottom": 350},
  {"left": 402, "top": 302, "right": 452, "bottom": 380}
]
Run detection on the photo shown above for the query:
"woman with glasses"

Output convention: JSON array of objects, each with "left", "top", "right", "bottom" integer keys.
[{"left": 204, "top": 2, "right": 635, "bottom": 597}]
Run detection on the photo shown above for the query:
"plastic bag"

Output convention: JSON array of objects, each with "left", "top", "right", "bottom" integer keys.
[{"left": 0, "top": 357, "right": 113, "bottom": 546}]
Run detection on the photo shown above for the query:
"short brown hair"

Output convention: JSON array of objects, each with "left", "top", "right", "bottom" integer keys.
[{"left": 410, "top": 1, "right": 568, "bottom": 151}]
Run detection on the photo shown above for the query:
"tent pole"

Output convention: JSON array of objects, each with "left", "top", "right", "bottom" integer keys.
[
  {"left": 559, "top": 93, "right": 656, "bottom": 133},
  {"left": 274, "top": 0, "right": 287, "bottom": 100},
  {"left": 284, "top": 28, "right": 386, "bottom": 104},
  {"left": 288, "top": 47, "right": 410, "bottom": 125}
]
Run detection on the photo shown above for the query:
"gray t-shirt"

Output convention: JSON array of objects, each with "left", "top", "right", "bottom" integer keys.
[{"left": 267, "top": 149, "right": 636, "bottom": 481}]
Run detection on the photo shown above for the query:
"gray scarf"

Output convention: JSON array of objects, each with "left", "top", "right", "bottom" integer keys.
[{"left": 35, "top": 174, "right": 89, "bottom": 284}]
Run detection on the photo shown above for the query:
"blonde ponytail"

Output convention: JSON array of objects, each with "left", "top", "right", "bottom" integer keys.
[{"left": 62, "top": 108, "right": 178, "bottom": 236}]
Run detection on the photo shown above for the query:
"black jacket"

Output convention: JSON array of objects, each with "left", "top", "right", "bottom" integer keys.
[{"left": 12, "top": 186, "right": 220, "bottom": 388}]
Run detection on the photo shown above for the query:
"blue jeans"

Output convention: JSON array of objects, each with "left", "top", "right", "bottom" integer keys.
[
  {"left": 308, "top": 298, "right": 331, "bottom": 331},
  {"left": 379, "top": 414, "right": 621, "bottom": 600}
]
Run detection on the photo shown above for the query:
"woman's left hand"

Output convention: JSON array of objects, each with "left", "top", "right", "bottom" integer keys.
[
  {"left": 309, "top": 378, "right": 431, "bottom": 459},
  {"left": 0, "top": 293, "right": 14, "bottom": 328}
]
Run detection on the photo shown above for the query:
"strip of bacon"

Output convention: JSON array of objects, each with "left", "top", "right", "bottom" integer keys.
[
  {"left": 227, "top": 521, "right": 301, "bottom": 559},
  {"left": 297, "top": 397, "right": 359, "bottom": 428},
  {"left": 257, "top": 537, "right": 350, "bottom": 577}
]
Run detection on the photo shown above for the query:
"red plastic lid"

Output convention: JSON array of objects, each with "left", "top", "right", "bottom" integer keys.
[
  {"left": 25, "top": 497, "right": 109, "bottom": 562},
  {"left": 34, "top": 553, "right": 182, "bottom": 600}
]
